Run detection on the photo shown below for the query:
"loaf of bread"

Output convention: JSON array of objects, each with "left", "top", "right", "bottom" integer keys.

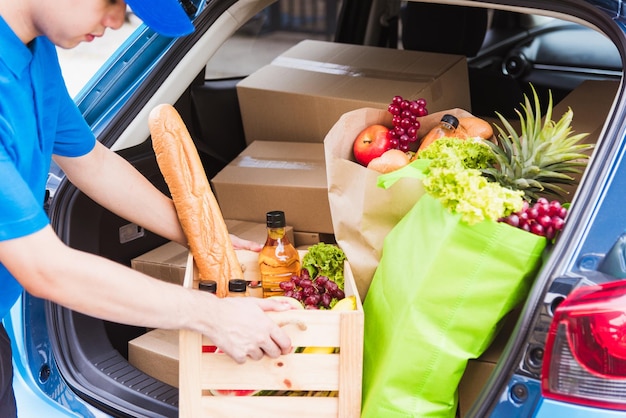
[
  {"left": 458, "top": 116, "right": 494, "bottom": 141},
  {"left": 149, "top": 103, "right": 242, "bottom": 297}
]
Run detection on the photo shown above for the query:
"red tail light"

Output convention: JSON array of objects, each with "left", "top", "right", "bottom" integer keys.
[{"left": 542, "top": 280, "right": 626, "bottom": 410}]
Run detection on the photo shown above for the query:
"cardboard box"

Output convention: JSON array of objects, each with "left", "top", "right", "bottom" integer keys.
[
  {"left": 131, "top": 220, "right": 294, "bottom": 285},
  {"left": 211, "top": 141, "right": 333, "bottom": 233},
  {"left": 131, "top": 242, "right": 188, "bottom": 285},
  {"left": 435, "top": 81, "right": 618, "bottom": 416},
  {"left": 293, "top": 231, "right": 336, "bottom": 249},
  {"left": 237, "top": 40, "right": 471, "bottom": 144},
  {"left": 129, "top": 328, "right": 179, "bottom": 388},
  {"left": 552, "top": 79, "right": 617, "bottom": 146},
  {"left": 179, "top": 252, "right": 364, "bottom": 417},
  {"left": 224, "top": 219, "right": 294, "bottom": 245},
  {"left": 551, "top": 79, "right": 617, "bottom": 197}
]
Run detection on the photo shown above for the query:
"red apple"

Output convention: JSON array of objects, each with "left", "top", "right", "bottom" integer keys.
[{"left": 352, "top": 124, "right": 392, "bottom": 166}]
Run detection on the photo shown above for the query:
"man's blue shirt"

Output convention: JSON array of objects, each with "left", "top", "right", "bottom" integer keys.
[{"left": 0, "top": 17, "right": 96, "bottom": 318}]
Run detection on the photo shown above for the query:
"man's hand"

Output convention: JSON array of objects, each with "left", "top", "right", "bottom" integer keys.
[
  {"left": 230, "top": 234, "right": 263, "bottom": 252},
  {"left": 205, "top": 296, "right": 295, "bottom": 363}
]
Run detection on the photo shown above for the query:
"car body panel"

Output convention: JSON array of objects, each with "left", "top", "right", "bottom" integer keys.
[{"left": 6, "top": 299, "right": 104, "bottom": 417}]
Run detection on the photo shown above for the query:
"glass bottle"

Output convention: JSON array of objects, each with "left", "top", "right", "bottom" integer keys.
[
  {"left": 228, "top": 279, "right": 248, "bottom": 297},
  {"left": 419, "top": 114, "right": 460, "bottom": 150},
  {"left": 198, "top": 280, "right": 217, "bottom": 294},
  {"left": 258, "top": 211, "right": 301, "bottom": 298},
  {"left": 198, "top": 279, "right": 218, "bottom": 353}
]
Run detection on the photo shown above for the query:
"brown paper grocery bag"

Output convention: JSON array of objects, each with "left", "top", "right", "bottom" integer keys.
[
  {"left": 323, "top": 108, "right": 423, "bottom": 300},
  {"left": 324, "top": 107, "right": 477, "bottom": 299}
]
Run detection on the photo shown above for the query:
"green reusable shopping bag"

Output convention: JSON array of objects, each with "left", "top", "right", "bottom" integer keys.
[{"left": 361, "top": 193, "right": 547, "bottom": 418}]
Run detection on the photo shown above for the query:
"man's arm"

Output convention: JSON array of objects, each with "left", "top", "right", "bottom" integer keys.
[
  {"left": 53, "top": 141, "right": 188, "bottom": 246},
  {"left": 53, "top": 142, "right": 262, "bottom": 251},
  {"left": 0, "top": 225, "right": 291, "bottom": 363},
  {"left": 40, "top": 142, "right": 289, "bottom": 362}
]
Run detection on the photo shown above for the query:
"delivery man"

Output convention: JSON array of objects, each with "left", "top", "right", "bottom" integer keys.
[{"left": 0, "top": 0, "right": 293, "bottom": 415}]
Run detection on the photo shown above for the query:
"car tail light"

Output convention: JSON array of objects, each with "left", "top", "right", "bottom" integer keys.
[{"left": 542, "top": 280, "right": 626, "bottom": 410}]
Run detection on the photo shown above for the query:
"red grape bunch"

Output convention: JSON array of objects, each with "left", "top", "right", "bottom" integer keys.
[
  {"left": 279, "top": 269, "right": 345, "bottom": 310},
  {"left": 499, "top": 198, "right": 568, "bottom": 240},
  {"left": 386, "top": 95, "right": 428, "bottom": 152}
]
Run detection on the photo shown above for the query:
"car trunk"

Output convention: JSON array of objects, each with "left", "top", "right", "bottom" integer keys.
[{"left": 38, "top": 1, "right": 624, "bottom": 417}]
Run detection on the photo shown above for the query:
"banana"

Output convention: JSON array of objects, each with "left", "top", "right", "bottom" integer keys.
[
  {"left": 302, "top": 296, "right": 357, "bottom": 354},
  {"left": 302, "top": 346, "right": 335, "bottom": 354},
  {"left": 331, "top": 295, "right": 357, "bottom": 311}
]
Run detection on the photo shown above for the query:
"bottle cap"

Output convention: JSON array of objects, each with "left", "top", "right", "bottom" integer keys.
[
  {"left": 228, "top": 279, "right": 247, "bottom": 293},
  {"left": 198, "top": 280, "right": 217, "bottom": 294},
  {"left": 441, "top": 114, "right": 460, "bottom": 129},
  {"left": 266, "top": 210, "right": 286, "bottom": 228}
]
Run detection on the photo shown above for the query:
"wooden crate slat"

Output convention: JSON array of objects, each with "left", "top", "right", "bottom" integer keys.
[
  {"left": 199, "top": 395, "right": 339, "bottom": 418},
  {"left": 338, "top": 311, "right": 364, "bottom": 417},
  {"left": 180, "top": 254, "right": 203, "bottom": 418},
  {"left": 201, "top": 353, "right": 339, "bottom": 390}
]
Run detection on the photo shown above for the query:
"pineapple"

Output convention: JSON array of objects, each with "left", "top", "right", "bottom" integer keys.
[{"left": 482, "top": 85, "right": 594, "bottom": 202}]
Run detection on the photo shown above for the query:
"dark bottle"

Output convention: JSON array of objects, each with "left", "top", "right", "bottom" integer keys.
[
  {"left": 199, "top": 279, "right": 218, "bottom": 353},
  {"left": 258, "top": 211, "right": 301, "bottom": 298},
  {"left": 228, "top": 278, "right": 248, "bottom": 297},
  {"left": 198, "top": 280, "right": 217, "bottom": 294}
]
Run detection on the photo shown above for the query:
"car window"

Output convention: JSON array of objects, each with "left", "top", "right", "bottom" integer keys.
[
  {"left": 205, "top": 1, "right": 340, "bottom": 79},
  {"left": 58, "top": 2, "right": 340, "bottom": 96}
]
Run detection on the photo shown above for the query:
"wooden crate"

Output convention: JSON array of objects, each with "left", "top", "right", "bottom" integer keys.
[{"left": 179, "top": 252, "right": 364, "bottom": 417}]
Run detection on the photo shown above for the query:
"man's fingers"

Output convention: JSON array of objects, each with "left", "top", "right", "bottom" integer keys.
[
  {"left": 247, "top": 347, "right": 264, "bottom": 361},
  {"left": 259, "top": 342, "right": 281, "bottom": 359},
  {"left": 270, "top": 326, "right": 293, "bottom": 355}
]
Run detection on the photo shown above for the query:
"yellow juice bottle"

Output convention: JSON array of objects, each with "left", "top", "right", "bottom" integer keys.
[{"left": 258, "top": 211, "right": 301, "bottom": 298}]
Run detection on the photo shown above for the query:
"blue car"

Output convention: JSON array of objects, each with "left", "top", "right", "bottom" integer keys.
[{"left": 5, "top": 0, "right": 626, "bottom": 416}]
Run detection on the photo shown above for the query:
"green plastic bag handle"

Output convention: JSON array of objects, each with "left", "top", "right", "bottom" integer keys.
[{"left": 377, "top": 158, "right": 431, "bottom": 189}]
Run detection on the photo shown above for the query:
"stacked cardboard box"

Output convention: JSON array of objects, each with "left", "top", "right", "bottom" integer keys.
[
  {"left": 129, "top": 244, "right": 280, "bottom": 387},
  {"left": 131, "top": 220, "right": 294, "bottom": 286},
  {"left": 211, "top": 141, "right": 332, "bottom": 234},
  {"left": 213, "top": 40, "right": 472, "bottom": 235},
  {"left": 237, "top": 39, "right": 471, "bottom": 144},
  {"left": 129, "top": 328, "right": 180, "bottom": 387}
]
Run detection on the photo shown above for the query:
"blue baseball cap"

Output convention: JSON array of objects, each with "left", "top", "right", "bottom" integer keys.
[{"left": 126, "top": 0, "right": 195, "bottom": 37}]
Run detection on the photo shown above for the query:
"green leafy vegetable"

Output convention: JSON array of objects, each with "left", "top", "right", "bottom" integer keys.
[
  {"left": 417, "top": 136, "right": 523, "bottom": 224},
  {"left": 302, "top": 243, "right": 347, "bottom": 290},
  {"left": 417, "top": 137, "right": 495, "bottom": 171},
  {"left": 423, "top": 166, "right": 524, "bottom": 225}
]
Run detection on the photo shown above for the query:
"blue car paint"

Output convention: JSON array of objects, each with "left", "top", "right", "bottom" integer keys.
[
  {"left": 5, "top": 297, "right": 106, "bottom": 417},
  {"left": 533, "top": 398, "right": 626, "bottom": 418},
  {"left": 573, "top": 142, "right": 626, "bottom": 268},
  {"left": 490, "top": 376, "right": 542, "bottom": 417}
]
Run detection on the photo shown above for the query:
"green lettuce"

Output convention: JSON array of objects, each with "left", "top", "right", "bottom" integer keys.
[
  {"left": 302, "top": 243, "right": 347, "bottom": 290},
  {"left": 418, "top": 136, "right": 495, "bottom": 170},
  {"left": 417, "top": 137, "right": 523, "bottom": 224}
]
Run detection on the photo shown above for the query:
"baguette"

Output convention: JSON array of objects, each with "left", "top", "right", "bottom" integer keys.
[{"left": 148, "top": 104, "right": 242, "bottom": 297}]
